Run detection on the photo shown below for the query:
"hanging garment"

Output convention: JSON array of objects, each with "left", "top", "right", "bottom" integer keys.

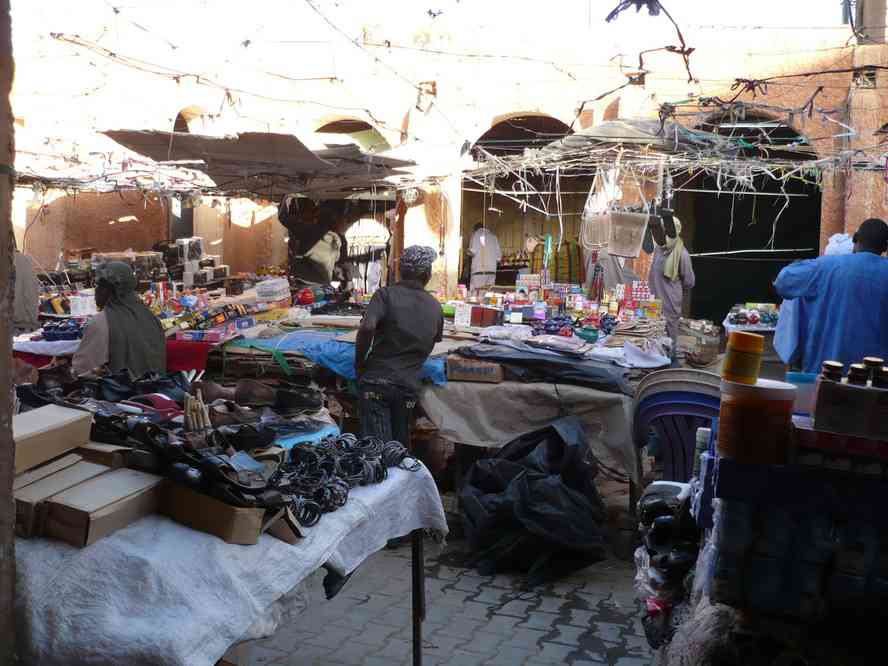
[
  {"left": 469, "top": 227, "right": 502, "bottom": 291},
  {"left": 531, "top": 240, "right": 585, "bottom": 284}
]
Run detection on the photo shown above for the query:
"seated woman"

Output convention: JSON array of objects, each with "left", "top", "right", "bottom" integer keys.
[{"left": 73, "top": 261, "right": 166, "bottom": 376}]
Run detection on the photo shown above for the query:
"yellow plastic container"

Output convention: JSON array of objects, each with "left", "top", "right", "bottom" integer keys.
[
  {"left": 722, "top": 331, "right": 764, "bottom": 385},
  {"left": 718, "top": 379, "right": 797, "bottom": 465}
]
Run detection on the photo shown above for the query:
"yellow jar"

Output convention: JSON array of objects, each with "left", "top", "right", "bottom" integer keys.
[{"left": 722, "top": 331, "right": 764, "bottom": 385}]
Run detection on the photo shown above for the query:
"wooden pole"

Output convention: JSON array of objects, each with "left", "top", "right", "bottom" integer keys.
[
  {"left": 393, "top": 197, "right": 406, "bottom": 283},
  {"left": 0, "top": 0, "right": 15, "bottom": 662}
]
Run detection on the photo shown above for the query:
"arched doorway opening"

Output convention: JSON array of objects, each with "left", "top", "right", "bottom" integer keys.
[
  {"left": 171, "top": 105, "right": 207, "bottom": 134},
  {"left": 675, "top": 113, "right": 822, "bottom": 323},
  {"left": 315, "top": 119, "right": 391, "bottom": 153},
  {"left": 173, "top": 112, "right": 190, "bottom": 133},
  {"left": 460, "top": 114, "right": 579, "bottom": 287}
]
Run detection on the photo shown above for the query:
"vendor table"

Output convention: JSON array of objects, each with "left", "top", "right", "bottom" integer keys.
[
  {"left": 13, "top": 337, "right": 214, "bottom": 372},
  {"left": 16, "top": 466, "right": 447, "bottom": 666},
  {"left": 420, "top": 380, "right": 637, "bottom": 485}
]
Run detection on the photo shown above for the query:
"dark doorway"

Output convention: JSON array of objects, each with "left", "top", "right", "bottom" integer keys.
[
  {"left": 675, "top": 116, "right": 822, "bottom": 323},
  {"left": 460, "top": 115, "right": 580, "bottom": 284},
  {"left": 173, "top": 112, "right": 190, "bottom": 133}
]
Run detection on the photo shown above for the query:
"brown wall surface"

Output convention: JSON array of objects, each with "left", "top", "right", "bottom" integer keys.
[{"left": 23, "top": 191, "right": 169, "bottom": 269}]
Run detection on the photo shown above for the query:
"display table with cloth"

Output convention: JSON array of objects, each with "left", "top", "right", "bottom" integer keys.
[
  {"left": 14, "top": 336, "right": 213, "bottom": 372},
  {"left": 224, "top": 329, "right": 447, "bottom": 385},
  {"left": 16, "top": 466, "right": 447, "bottom": 666},
  {"left": 420, "top": 381, "right": 637, "bottom": 485}
]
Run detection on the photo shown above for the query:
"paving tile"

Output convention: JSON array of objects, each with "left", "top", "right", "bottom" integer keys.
[
  {"left": 499, "top": 627, "right": 547, "bottom": 650},
  {"left": 245, "top": 644, "right": 288, "bottom": 665},
  {"left": 590, "top": 621, "right": 624, "bottom": 644},
  {"left": 494, "top": 599, "right": 535, "bottom": 618},
  {"left": 350, "top": 622, "right": 401, "bottom": 648},
  {"left": 613, "top": 657, "right": 651, "bottom": 666},
  {"left": 516, "top": 611, "right": 560, "bottom": 631},
  {"left": 533, "top": 596, "right": 568, "bottom": 614},
  {"left": 478, "top": 614, "right": 521, "bottom": 635},
  {"left": 370, "top": 637, "right": 413, "bottom": 660},
  {"left": 425, "top": 632, "right": 469, "bottom": 655},
  {"left": 250, "top": 541, "right": 651, "bottom": 666},
  {"left": 546, "top": 624, "right": 589, "bottom": 646},
  {"left": 441, "top": 649, "right": 489, "bottom": 666}
]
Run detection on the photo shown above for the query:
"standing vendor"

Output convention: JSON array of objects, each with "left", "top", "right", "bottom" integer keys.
[
  {"left": 467, "top": 223, "right": 502, "bottom": 296},
  {"left": 649, "top": 213, "right": 695, "bottom": 349},
  {"left": 355, "top": 246, "right": 443, "bottom": 445},
  {"left": 774, "top": 217, "right": 888, "bottom": 373},
  {"left": 279, "top": 195, "right": 357, "bottom": 287},
  {"left": 73, "top": 262, "right": 166, "bottom": 376}
]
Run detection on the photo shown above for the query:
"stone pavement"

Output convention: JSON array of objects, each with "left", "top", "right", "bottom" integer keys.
[{"left": 243, "top": 539, "right": 652, "bottom": 666}]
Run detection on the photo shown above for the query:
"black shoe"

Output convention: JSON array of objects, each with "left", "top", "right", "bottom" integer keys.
[{"left": 322, "top": 564, "right": 356, "bottom": 600}]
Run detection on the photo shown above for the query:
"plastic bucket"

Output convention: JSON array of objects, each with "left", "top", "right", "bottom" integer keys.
[
  {"left": 718, "top": 379, "right": 797, "bottom": 464},
  {"left": 608, "top": 211, "right": 649, "bottom": 258},
  {"left": 785, "top": 372, "right": 817, "bottom": 416}
]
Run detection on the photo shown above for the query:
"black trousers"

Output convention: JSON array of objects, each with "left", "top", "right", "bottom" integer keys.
[{"left": 358, "top": 380, "right": 416, "bottom": 445}]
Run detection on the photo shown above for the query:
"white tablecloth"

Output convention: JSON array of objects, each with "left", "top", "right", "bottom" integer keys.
[
  {"left": 16, "top": 466, "right": 446, "bottom": 666},
  {"left": 13, "top": 336, "right": 81, "bottom": 356}
]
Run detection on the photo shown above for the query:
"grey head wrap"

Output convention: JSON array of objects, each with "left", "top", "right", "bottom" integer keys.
[
  {"left": 96, "top": 261, "right": 166, "bottom": 376},
  {"left": 399, "top": 246, "right": 437, "bottom": 276}
]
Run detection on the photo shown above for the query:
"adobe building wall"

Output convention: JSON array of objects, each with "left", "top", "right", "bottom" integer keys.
[{"left": 23, "top": 190, "right": 169, "bottom": 270}]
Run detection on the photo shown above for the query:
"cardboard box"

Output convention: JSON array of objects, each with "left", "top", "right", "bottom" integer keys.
[
  {"left": 160, "top": 483, "right": 266, "bottom": 545},
  {"left": 814, "top": 381, "right": 888, "bottom": 442},
  {"left": 454, "top": 302, "right": 473, "bottom": 328},
  {"left": 14, "top": 461, "right": 109, "bottom": 537},
  {"left": 447, "top": 356, "right": 504, "bottom": 383},
  {"left": 470, "top": 306, "right": 502, "bottom": 328},
  {"left": 794, "top": 415, "right": 888, "bottom": 461},
  {"left": 13, "top": 453, "right": 82, "bottom": 492},
  {"left": 42, "top": 468, "right": 164, "bottom": 547},
  {"left": 76, "top": 442, "right": 131, "bottom": 470},
  {"left": 13, "top": 405, "right": 93, "bottom": 474}
]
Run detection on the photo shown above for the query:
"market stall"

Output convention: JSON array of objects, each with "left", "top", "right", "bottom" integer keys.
[
  {"left": 17, "top": 466, "right": 445, "bottom": 666},
  {"left": 632, "top": 327, "right": 888, "bottom": 663}
]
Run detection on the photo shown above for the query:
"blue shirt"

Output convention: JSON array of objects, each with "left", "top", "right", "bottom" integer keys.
[{"left": 774, "top": 253, "right": 888, "bottom": 373}]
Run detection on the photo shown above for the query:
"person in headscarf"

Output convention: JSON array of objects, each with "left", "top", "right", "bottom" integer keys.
[
  {"left": 13, "top": 249, "right": 40, "bottom": 334},
  {"left": 648, "top": 214, "right": 695, "bottom": 351},
  {"left": 73, "top": 261, "right": 166, "bottom": 376},
  {"left": 355, "top": 245, "right": 443, "bottom": 445}
]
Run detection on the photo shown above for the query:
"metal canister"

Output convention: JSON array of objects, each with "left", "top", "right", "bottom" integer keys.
[
  {"left": 864, "top": 356, "right": 885, "bottom": 383},
  {"left": 848, "top": 363, "right": 869, "bottom": 386},
  {"left": 821, "top": 361, "right": 844, "bottom": 382}
]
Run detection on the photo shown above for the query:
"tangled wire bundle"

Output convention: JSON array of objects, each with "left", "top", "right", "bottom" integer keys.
[{"left": 271, "top": 433, "right": 422, "bottom": 527}]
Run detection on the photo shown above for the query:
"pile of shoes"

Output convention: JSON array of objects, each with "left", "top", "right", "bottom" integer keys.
[
  {"left": 41, "top": 319, "right": 85, "bottom": 341},
  {"left": 634, "top": 481, "right": 700, "bottom": 650}
]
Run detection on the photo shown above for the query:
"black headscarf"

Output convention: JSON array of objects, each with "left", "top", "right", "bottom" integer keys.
[{"left": 96, "top": 262, "right": 166, "bottom": 376}]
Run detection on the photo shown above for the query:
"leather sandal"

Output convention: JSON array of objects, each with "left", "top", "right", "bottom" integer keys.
[{"left": 192, "top": 380, "right": 236, "bottom": 403}]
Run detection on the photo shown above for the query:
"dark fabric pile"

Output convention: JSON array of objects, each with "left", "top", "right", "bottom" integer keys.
[
  {"left": 459, "top": 416, "right": 608, "bottom": 585},
  {"left": 457, "top": 342, "right": 632, "bottom": 395}
]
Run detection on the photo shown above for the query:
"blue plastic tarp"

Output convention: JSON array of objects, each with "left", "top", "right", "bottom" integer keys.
[{"left": 227, "top": 330, "right": 447, "bottom": 385}]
